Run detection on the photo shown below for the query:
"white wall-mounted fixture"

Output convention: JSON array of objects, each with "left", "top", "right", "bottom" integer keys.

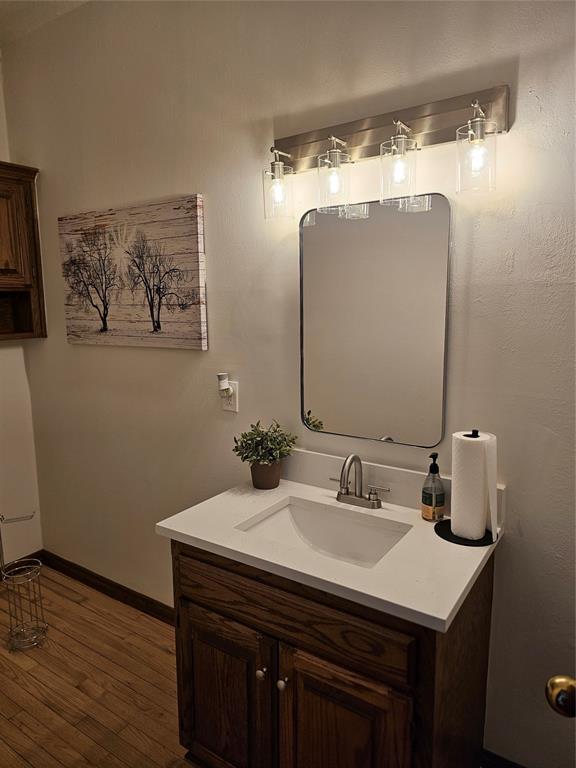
[
  {"left": 217, "top": 373, "right": 239, "bottom": 412},
  {"left": 380, "top": 120, "right": 418, "bottom": 201},
  {"left": 262, "top": 147, "right": 294, "bottom": 219},
  {"left": 456, "top": 100, "right": 498, "bottom": 192},
  {"left": 317, "top": 136, "right": 351, "bottom": 213},
  {"left": 217, "top": 372, "right": 233, "bottom": 397}
]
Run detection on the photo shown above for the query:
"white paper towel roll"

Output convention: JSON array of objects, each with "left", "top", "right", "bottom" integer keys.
[{"left": 451, "top": 430, "right": 498, "bottom": 541}]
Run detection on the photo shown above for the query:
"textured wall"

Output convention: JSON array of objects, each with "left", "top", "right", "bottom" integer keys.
[
  {"left": 2, "top": 2, "right": 574, "bottom": 765},
  {"left": 0, "top": 58, "right": 43, "bottom": 562}
]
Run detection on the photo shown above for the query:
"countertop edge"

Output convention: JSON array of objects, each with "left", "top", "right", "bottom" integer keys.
[{"left": 157, "top": 520, "right": 462, "bottom": 632}]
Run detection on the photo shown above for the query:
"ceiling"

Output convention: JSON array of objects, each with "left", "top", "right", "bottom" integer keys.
[
  {"left": 0, "top": 0, "right": 87, "bottom": 48},
  {"left": 0, "top": 0, "right": 343, "bottom": 49}
]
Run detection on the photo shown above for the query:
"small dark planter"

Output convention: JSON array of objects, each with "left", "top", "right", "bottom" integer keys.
[{"left": 250, "top": 462, "right": 281, "bottom": 490}]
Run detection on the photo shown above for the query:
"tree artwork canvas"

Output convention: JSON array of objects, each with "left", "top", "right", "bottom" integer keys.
[{"left": 58, "top": 195, "right": 207, "bottom": 349}]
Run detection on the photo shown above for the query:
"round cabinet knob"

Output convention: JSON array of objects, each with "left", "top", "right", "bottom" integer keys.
[
  {"left": 255, "top": 668, "right": 267, "bottom": 681},
  {"left": 546, "top": 675, "right": 576, "bottom": 718},
  {"left": 276, "top": 678, "right": 289, "bottom": 692}
]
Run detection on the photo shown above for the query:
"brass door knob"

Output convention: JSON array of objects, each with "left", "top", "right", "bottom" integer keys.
[
  {"left": 276, "top": 677, "right": 289, "bottom": 692},
  {"left": 546, "top": 675, "right": 575, "bottom": 718},
  {"left": 255, "top": 668, "right": 267, "bottom": 681}
]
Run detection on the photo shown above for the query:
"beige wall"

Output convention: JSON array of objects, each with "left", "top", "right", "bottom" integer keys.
[
  {"left": 2, "top": 2, "right": 574, "bottom": 765},
  {"left": 0, "top": 57, "right": 43, "bottom": 562}
]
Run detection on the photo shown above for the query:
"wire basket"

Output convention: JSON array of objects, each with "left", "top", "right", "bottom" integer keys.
[{"left": 2, "top": 557, "right": 48, "bottom": 651}]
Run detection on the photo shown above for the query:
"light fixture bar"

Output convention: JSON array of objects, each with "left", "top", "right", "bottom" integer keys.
[{"left": 275, "top": 85, "right": 510, "bottom": 172}]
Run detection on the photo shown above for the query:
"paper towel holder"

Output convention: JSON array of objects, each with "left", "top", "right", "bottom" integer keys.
[{"left": 434, "top": 519, "right": 496, "bottom": 547}]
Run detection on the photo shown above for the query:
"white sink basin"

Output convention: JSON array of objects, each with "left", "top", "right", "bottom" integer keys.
[{"left": 235, "top": 496, "right": 412, "bottom": 568}]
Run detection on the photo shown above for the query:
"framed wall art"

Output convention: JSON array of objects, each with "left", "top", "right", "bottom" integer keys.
[{"left": 59, "top": 195, "right": 207, "bottom": 350}]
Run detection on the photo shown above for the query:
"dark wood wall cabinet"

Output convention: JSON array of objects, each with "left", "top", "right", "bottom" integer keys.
[
  {"left": 0, "top": 160, "right": 46, "bottom": 339},
  {"left": 171, "top": 541, "right": 494, "bottom": 768}
]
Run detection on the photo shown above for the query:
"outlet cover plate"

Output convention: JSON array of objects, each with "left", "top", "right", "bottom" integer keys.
[{"left": 222, "top": 381, "right": 239, "bottom": 413}]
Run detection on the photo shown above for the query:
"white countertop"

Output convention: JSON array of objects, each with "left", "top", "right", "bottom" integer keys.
[{"left": 156, "top": 479, "right": 500, "bottom": 632}]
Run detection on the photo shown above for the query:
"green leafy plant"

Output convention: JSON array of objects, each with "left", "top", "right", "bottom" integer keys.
[
  {"left": 303, "top": 410, "right": 324, "bottom": 431},
  {"left": 233, "top": 421, "right": 297, "bottom": 466}
]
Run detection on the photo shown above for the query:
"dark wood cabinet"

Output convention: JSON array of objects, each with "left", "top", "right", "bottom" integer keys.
[
  {"left": 178, "top": 602, "right": 275, "bottom": 768},
  {"left": 172, "top": 542, "right": 494, "bottom": 768},
  {"left": 0, "top": 161, "right": 46, "bottom": 339},
  {"left": 278, "top": 644, "right": 412, "bottom": 768}
]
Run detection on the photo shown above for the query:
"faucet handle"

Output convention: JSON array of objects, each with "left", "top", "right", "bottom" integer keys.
[{"left": 368, "top": 485, "right": 391, "bottom": 501}]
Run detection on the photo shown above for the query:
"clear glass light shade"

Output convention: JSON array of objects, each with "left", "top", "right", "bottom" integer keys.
[
  {"left": 317, "top": 151, "right": 351, "bottom": 213},
  {"left": 397, "top": 194, "right": 432, "bottom": 214},
  {"left": 456, "top": 121, "right": 497, "bottom": 192},
  {"left": 262, "top": 165, "right": 294, "bottom": 219},
  {"left": 380, "top": 137, "right": 418, "bottom": 201},
  {"left": 338, "top": 203, "right": 370, "bottom": 220}
]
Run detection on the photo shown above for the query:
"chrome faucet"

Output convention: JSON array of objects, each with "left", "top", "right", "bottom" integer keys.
[{"left": 336, "top": 454, "right": 387, "bottom": 509}]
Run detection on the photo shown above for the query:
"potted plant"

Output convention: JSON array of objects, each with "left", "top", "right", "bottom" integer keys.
[{"left": 233, "top": 421, "right": 297, "bottom": 489}]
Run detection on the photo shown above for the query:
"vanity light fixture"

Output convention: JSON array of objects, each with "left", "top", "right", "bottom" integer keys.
[
  {"left": 269, "top": 86, "right": 509, "bottom": 217},
  {"left": 262, "top": 147, "right": 294, "bottom": 219},
  {"left": 317, "top": 136, "right": 351, "bottom": 213},
  {"left": 456, "top": 100, "right": 497, "bottom": 192},
  {"left": 380, "top": 120, "right": 418, "bottom": 202}
]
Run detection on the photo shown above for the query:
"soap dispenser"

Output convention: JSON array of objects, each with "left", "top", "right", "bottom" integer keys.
[{"left": 421, "top": 452, "right": 445, "bottom": 522}]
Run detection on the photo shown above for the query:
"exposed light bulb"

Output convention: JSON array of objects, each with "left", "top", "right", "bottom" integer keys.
[
  {"left": 392, "top": 156, "right": 408, "bottom": 185},
  {"left": 380, "top": 122, "right": 417, "bottom": 202},
  {"left": 263, "top": 146, "right": 294, "bottom": 218},
  {"left": 469, "top": 142, "right": 488, "bottom": 174},
  {"left": 456, "top": 100, "right": 497, "bottom": 193},
  {"left": 318, "top": 136, "right": 350, "bottom": 212},
  {"left": 328, "top": 168, "right": 341, "bottom": 195},
  {"left": 271, "top": 178, "right": 285, "bottom": 204}
]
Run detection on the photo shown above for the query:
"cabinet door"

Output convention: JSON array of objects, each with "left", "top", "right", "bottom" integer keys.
[
  {"left": 0, "top": 181, "right": 33, "bottom": 287},
  {"left": 178, "top": 601, "right": 275, "bottom": 768},
  {"left": 278, "top": 644, "right": 412, "bottom": 768}
]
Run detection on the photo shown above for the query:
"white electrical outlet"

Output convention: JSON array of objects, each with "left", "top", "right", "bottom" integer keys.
[{"left": 222, "top": 381, "right": 239, "bottom": 413}]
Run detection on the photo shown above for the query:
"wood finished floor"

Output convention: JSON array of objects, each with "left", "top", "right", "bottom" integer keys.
[{"left": 0, "top": 566, "right": 193, "bottom": 768}]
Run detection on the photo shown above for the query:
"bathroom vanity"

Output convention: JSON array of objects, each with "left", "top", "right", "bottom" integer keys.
[
  {"left": 154, "top": 131, "right": 501, "bottom": 768},
  {"left": 158, "top": 479, "right": 499, "bottom": 768}
]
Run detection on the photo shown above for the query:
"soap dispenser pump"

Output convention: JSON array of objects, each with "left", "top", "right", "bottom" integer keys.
[{"left": 421, "top": 452, "right": 446, "bottom": 522}]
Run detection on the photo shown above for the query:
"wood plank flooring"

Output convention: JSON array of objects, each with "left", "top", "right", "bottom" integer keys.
[{"left": 0, "top": 566, "right": 192, "bottom": 768}]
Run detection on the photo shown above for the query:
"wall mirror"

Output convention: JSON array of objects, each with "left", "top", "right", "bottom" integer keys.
[{"left": 300, "top": 194, "right": 450, "bottom": 448}]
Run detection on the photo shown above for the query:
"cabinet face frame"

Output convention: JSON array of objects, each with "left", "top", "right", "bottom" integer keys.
[
  {"left": 177, "top": 548, "right": 416, "bottom": 689},
  {"left": 177, "top": 603, "right": 414, "bottom": 768}
]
